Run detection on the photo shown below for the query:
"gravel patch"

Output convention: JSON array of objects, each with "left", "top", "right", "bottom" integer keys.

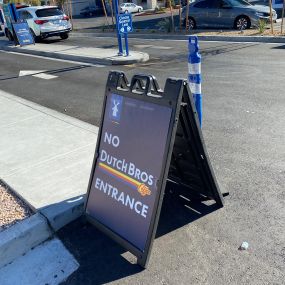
[{"left": 0, "top": 181, "right": 33, "bottom": 232}]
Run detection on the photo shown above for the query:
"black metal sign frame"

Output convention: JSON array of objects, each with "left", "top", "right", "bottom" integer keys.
[{"left": 85, "top": 71, "right": 224, "bottom": 268}]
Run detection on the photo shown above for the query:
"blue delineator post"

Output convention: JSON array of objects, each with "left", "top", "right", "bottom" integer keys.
[
  {"left": 188, "top": 36, "right": 202, "bottom": 126},
  {"left": 114, "top": 0, "right": 123, "bottom": 55}
]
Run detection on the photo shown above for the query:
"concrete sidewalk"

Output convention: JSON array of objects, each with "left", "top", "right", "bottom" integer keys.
[
  {"left": 0, "top": 90, "right": 98, "bottom": 230},
  {"left": 0, "top": 39, "right": 149, "bottom": 65}
]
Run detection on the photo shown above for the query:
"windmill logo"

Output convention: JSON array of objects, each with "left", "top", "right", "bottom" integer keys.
[
  {"left": 112, "top": 100, "right": 120, "bottom": 117},
  {"left": 109, "top": 94, "right": 123, "bottom": 122}
]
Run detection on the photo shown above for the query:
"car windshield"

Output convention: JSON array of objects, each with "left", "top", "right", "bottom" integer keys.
[
  {"left": 226, "top": 0, "right": 251, "bottom": 6},
  {"left": 35, "top": 8, "right": 63, "bottom": 17}
]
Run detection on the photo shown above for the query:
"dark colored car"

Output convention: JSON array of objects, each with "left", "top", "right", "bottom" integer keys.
[
  {"left": 80, "top": 6, "right": 103, "bottom": 17},
  {"left": 182, "top": 0, "right": 277, "bottom": 30}
]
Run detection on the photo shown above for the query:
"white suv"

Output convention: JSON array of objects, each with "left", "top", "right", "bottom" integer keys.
[
  {"left": 17, "top": 6, "right": 72, "bottom": 41},
  {"left": 120, "top": 3, "right": 143, "bottom": 13}
]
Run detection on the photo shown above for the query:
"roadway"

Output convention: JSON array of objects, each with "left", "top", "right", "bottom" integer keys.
[{"left": 1, "top": 36, "right": 284, "bottom": 125}]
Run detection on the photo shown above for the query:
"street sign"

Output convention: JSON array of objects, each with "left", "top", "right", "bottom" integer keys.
[
  {"left": 13, "top": 22, "right": 34, "bottom": 46},
  {"left": 3, "top": 4, "right": 13, "bottom": 32},
  {"left": 85, "top": 71, "right": 224, "bottom": 268},
  {"left": 118, "top": 13, "right": 133, "bottom": 34}
]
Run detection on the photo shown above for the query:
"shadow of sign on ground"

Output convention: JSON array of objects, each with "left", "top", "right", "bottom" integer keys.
[
  {"left": 272, "top": 44, "right": 285, "bottom": 49},
  {"left": 58, "top": 182, "right": 220, "bottom": 284}
]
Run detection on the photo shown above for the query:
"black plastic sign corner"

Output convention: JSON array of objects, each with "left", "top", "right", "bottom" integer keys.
[{"left": 85, "top": 71, "right": 224, "bottom": 268}]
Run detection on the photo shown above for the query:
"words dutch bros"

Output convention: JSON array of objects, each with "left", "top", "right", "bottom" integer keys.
[
  {"left": 86, "top": 93, "right": 172, "bottom": 250},
  {"left": 95, "top": 131, "right": 153, "bottom": 218}
]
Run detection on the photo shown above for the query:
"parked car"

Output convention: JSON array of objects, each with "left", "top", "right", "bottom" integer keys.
[
  {"left": 120, "top": 3, "right": 143, "bottom": 13},
  {"left": 17, "top": 6, "right": 72, "bottom": 41},
  {"left": 80, "top": 6, "right": 103, "bottom": 17},
  {"left": 181, "top": 0, "right": 277, "bottom": 30}
]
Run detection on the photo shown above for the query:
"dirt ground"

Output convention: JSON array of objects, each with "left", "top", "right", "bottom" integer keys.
[{"left": 0, "top": 182, "right": 33, "bottom": 232}]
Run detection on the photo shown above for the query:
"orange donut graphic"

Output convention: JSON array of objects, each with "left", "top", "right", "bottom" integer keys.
[{"left": 98, "top": 162, "right": 152, "bottom": 197}]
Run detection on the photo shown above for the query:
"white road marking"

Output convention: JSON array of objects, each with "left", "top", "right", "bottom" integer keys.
[
  {"left": 133, "top": 44, "right": 153, "bottom": 48},
  {"left": 19, "top": 70, "right": 46, "bottom": 76},
  {"left": 150, "top": 46, "right": 173, "bottom": 49},
  {"left": 19, "top": 70, "right": 58, "bottom": 80},
  {"left": 0, "top": 49, "right": 106, "bottom": 67},
  {"left": 134, "top": 44, "right": 173, "bottom": 50},
  {"left": 0, "top": 238, "right": 79, "bottom": 285},
  {"left": 33, "top": 73, "right": 58, "bottom": 80}
]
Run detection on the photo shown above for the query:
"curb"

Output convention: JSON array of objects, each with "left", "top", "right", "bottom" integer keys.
[
  {"left": 40, "top": 196, "right": 85, "bottom": 232},
  {"left": 0, "top": 213, "right": 53, "bottom": 269},
  {"left": 71, "top": 31, "right": 285, "bottom": 44},
  {"left": 0, "top": 171, "right": 85, "bottom": 270},
  {"left": 0, "top": 193, "right": 84, "bottom": 270},
  {"left": 0, "top": 44, "right": 149, "bottom": 65}
]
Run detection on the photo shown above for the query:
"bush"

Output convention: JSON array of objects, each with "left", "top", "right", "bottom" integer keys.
[{"left": 257, "top": 19, "right": 267, "bottom": 34}]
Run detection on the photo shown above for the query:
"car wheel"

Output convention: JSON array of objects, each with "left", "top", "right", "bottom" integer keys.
[
  {"left": 234, "top": 16, "right": 251, "bottom": 30},
  {"left": 60, "top": 33, "right": 69, "bottom": 40},
  {"left": 184, "top": 17, "right": 196, "bottom": 30},
  {"left": 138, "top": 8, "right": 142, "bottom": 13}
]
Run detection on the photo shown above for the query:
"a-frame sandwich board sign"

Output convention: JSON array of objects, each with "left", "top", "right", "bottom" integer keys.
[{"left": 85, "top": 71, "right": 224, "bottom": 268}]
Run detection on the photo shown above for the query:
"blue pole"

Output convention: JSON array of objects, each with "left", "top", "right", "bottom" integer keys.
[
  {"left": 188, "top": 36, "right": 202, "bottom": 127},
  {"left": 124, "top": 33, "right": 129, "bottom": 56},
  {"left": 114, "top": 0, "right": 123, "bottom": 55},
  {"left": 9, "top": 3, "right": 19, "bottom": 22}
]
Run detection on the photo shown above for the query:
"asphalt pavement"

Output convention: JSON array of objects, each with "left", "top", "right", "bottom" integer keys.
[
  {"left": 0, "top": 36, "right": 277, "bottom": 125},
  {"left": 1, "top": 36, "right": 285, "bottom": 284}
]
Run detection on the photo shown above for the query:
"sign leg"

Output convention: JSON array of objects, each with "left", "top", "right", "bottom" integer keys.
[
  {"left": 124, "top": 33, "right": 129, "bottom": 56},
  {"left": 137, "top": 255, "right": 148, "bottom": 269}
]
